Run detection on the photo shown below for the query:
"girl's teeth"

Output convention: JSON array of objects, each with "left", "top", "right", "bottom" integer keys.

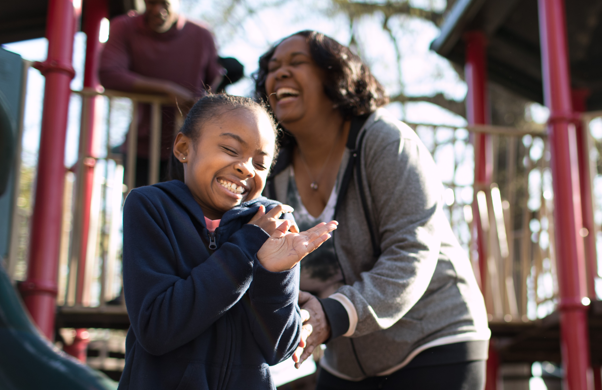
[{"left": 219, "top": 180, "right": 244, "bottom": 194}]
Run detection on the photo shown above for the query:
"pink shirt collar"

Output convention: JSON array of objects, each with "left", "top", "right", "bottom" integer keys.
[{"left": 204, "top": 217, "right": 220, "bottom": 232}]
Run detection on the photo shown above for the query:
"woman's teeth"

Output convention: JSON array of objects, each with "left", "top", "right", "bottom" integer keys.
[
  {"left": 218, "top": 179, "right": 245, "bottom": 194},
  {"left": 276, "top": 88, "right": 299, "bottom": 100}
]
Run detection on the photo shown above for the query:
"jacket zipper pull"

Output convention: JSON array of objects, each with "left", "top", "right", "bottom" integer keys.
[{"left": 208, "top": 231, "right": 217, "bottom": 250}]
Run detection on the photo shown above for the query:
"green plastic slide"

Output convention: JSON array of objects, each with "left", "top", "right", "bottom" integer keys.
[{"left": 0, "top": 263, "right": 118, "bottom": 390}]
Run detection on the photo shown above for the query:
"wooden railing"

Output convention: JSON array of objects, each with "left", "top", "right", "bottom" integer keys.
[
  {"left": 56, "top": 88, "right": 183, "bottom": 310},
  {"left": 406, "top": 122, "right": 560, "bottom": 323},
  {"left": 8, "top": 88, "right": 601, "bottom": 325}
]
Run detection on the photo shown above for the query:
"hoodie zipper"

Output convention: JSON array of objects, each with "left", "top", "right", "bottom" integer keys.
[
  {"left": 208, "top": 231, "right": 218, "bottom": 250},
  {"left": 331, "top": 148, "right": 368, "bottom": 378}
]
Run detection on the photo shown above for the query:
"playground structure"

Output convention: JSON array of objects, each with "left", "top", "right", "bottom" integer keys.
[
  {"left": 1, "top": 0, "right": 602, "bottom": 388},
  {"left": 431, "top": 0, "right": 602, "bottom": 388}
]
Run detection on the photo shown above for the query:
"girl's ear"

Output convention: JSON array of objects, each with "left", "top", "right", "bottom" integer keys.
[{"left": 173, "top": 132, "right": 191, "bottom": 162}]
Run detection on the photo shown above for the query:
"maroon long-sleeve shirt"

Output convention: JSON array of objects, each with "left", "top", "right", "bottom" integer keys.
[{"left": 99, "top": 12, "right": 222, "bottom": 159}]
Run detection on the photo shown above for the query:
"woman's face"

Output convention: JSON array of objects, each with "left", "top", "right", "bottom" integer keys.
[{"left": 264, "top": 35, "right": 333, "bottom": 127}]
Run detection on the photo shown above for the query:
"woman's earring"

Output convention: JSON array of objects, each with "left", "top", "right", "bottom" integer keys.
[{"left": 182, "top": 157, "right": 186, "bottom": 161}]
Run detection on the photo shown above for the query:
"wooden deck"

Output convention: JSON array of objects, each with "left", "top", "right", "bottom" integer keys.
[
  {"left": 56, "top": 305, "right": 129, "bottom": 330},
  {"left": 491, "top": 300, "right": 602, "bottom": 364}
]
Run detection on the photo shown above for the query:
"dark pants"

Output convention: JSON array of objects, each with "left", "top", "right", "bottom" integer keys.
[{"left": 316, "top": 360, "right": 486, "bottom": 390}]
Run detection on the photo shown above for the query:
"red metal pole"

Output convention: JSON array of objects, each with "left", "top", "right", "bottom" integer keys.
[
  {"left": 465, "top": 30, "right": 492, "bottom": 292},
  {"left": 485, "top": 340, "right": 501, "bottom": 390},
  {"left": 572, "top": 89, "right": 602, "bottom": 390},
  {"left": 595, "top": 367, "right": 602, "bottom": 390},
  {"left": 63, "top": 0, "right": 108, "bottom": 362},
  {"left": 76, "top": 0, "right": 107, "bottom": 304},
  {"left": 538, "top": 1, "right": 593, "bottom": 389},
  {"left": 20, "top": 0, "right": 80, "bottom": 340},
  {"left": 62, "top": 329, "right": 90, "bottom": 361},
  {"left": 571, "top": 89, "right": 598, "bottom": 300},
  {"left": 464, "top": 30, "right": 497, "bottom": 390}
]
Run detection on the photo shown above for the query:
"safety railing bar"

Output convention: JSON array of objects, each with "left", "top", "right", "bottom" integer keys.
[
  {"left": 57, "top": 173, "right": 74, "bottom": 306},
  {"left": 126, "top": 104, "right": 138, "bottom": 193},
  {"left": 582, "top": 111, "right": 602, "bottom": 122},
  {"left": 492, "top": 185, "right": 520, "bottom": 320},
  {"left": 505, "top": 136, "right": 521, "bottom": 315},
  {"left": 149, "top": 102, "right": 161, "bottom": 185},
  {"left": 7, "top": 60, "right": 31, "bottom": 281},
  {"left": 585, "top": 120, "right": 601, "bottom": 298},
  {"left": 541, "top": 142, "right": 559, "bottom": 303},
  {"left": 98, "top": 97, "right": 113, "bottom": 307},
  {"left": 66, "top": 92, "right": 92, "bottom": 306},
  {"left": 485, "top": 189, "right": 505, "bottom": 320},
  {"left": 107, "top": 165, "right": 124, "bottom": 305},
  {"left": 519, "top": 142, "right": 533, "bottom": 322},
  {"left": 83, "top": 161, "right": 104, "bottom": 306},
  {"left": 466, "top": 125, "right": 546, "bottom": 137},
  {"left": 73, "top": 88, "right": 172, "bottom": 105},
  {"left": 406, "top": 122, "right": 547, "bottom": 136}
]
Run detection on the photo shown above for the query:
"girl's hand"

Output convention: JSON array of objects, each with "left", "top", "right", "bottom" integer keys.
[
  {"left": 257, "top": 221, "right": 338, "bottom": 273},
  {"left": 249, "top": 204, "right": 299, "bottom": 235}
]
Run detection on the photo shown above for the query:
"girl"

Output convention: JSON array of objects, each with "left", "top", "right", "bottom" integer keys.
[{"left": 118, "top": 94, "right": 337, "bottom": 390}]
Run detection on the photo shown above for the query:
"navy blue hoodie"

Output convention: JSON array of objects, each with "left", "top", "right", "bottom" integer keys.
[{"left": 118, "top": 180, "right": 302, "bottom": 390}]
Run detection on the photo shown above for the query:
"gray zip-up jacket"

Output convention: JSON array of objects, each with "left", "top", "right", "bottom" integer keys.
[{"left": 266, "top": 109, "right": 490, "bottom": 380}]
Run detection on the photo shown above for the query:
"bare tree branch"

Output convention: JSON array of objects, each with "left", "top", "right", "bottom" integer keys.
[
  {"left": 390, "top": 93, "right": 466, "bottom": 117},
  {"left": 332, "top": 0, "right": 443, "bottom": 25},
  {"left": 382, "top": 15, "right": 405, "bottom": 99}
]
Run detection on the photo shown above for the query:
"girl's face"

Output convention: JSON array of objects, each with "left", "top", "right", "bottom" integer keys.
[
  {"left": 174, "top": 108, "right": 276, "bottom": 220},
  {"left": 264, "top": 35, "right": 333, "bottom": 128}
]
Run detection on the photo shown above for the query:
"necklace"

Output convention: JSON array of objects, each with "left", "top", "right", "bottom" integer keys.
[{"left": 297, "top": 127, "right": 342, "bottom": 191}]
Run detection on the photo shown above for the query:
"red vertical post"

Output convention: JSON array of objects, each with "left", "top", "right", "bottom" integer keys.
[
  {"left": 19, "top": 0, "right": 80, "bottom": 340},
  {"left": 595, "top": 368, "right": 602, "bottom": 390},
  {"left": 571, "top": 89, "right": 598, "bottom": 300},
  {"left": 64, "top": 0, "right": 108, "bottom": 362},
  {"left": 572, "top": 89, "right": 601, "bottom": 390},
  {"left": 62, "top": 329, "right": 90, "bottom": 362},
  {"left": 465, "top": 30, "right": 497, "bottom": 390},
  {"left": 538, "top": 1, "right": 593, "bottom": 389},
  {"left": 465, "top": 30, "right": 492, "bottom": 292},
  {"left": 75, "top": 0, "right": 107, "bottom": 304}
]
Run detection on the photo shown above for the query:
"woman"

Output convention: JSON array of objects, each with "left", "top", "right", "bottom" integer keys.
[{"left": 256, "top": 31, "right": 490, "bottom": 389}]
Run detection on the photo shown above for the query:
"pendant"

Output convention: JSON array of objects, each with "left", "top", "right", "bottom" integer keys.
[{"left": 310, "top": 182, "right": 319, "bottom": 191}]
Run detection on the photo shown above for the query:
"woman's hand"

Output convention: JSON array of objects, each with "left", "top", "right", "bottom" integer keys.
[
  {"left": 257, "top": 221, "right": 338, "bottom": 273},
  {"left": 249, "top": 204, "right": 299, "bottom": 235},
  {"left": 293, "top": 291, "right": 331, "bottom": 368}
]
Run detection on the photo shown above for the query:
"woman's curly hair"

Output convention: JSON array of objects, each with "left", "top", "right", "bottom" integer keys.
[{"left": 254, "top": 30, "right": 389, "bottom": 119}]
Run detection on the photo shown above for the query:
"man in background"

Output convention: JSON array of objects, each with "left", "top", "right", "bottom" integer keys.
[{"left": 100, "top": 0, "right": 224, "bottom": 187}]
